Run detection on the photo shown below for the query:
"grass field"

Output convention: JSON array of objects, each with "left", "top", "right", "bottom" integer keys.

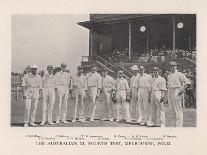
[{"left": 11, "top": 90, "right": 196, "bottom": 127}]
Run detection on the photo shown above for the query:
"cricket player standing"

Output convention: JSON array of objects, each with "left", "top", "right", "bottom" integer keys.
[
  {"left": 55, "top": 63, "right": 72, "bottom": 124},
  {"left": 129, "top": 65, "right": 141, "bottom": 122},
  {"left": 137, "top": 66, "right": 152, "bottom": 126},
  {"left": 167, "top": 61, "right": 191, "bottom": 127},
  {"left": 114, "top": 70, "right": 130, "bottom": 122},
  {"left": 150, "top": 67, "right": 166, "bottom": 127},
  {"left": 71, "top": 66, "right": 87, "bottom": 123},
  {"left": 22, "top": 64, "right": 42, "bottom": 127},
  {"left": 40, "top": 65, "right": 56, "bottom": 126},
  {"left": 101, "top": 68, "right": 114, "bottom": 121},
  {"left": 86, "top": 65, "right": 101, "bottom": 121}
]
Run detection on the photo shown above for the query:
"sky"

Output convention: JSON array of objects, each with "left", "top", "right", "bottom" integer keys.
[{"left": 11, "top": 14, "right": 89, "bottom": 74}]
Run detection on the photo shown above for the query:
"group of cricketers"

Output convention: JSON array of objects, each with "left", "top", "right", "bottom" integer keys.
[{"left": 21, "top": 61, "right": 191, "bottom": 127}]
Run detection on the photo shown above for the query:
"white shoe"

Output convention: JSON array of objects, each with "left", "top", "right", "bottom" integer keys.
[
  {"left": 24, "top": 123, "right": 28, "bottom": 127},
  {"left": 140, "top": 121, "right": 146, "bottom": 126},
  {"left": 40, "top": 122, "right": 45, "bottom": 126},
  {"left": 90, "top": 118, "right": 94, "bottom": 122},
  {"left": 30, "top": 123, "right": 38, "bottom": 127},
  {"left": 137, "top": 118, "right": 142, "bottom": 123},
  {"left": 56, "top": 120, "right": 60, "bottom": 124},
  {"left": 101, "top": 118, "right": 107, "bottom": 121},
  {"left": 61, "top": 120, "right": 69, "bottom": 124},
  {"left": 131, "top": 118, "right": 136, "bottom": 122},
  {"left": 137, "top": 120, "right": 142, "bottom": 123},
  {"left": 146, "top": 121, "right": 154, "bottom": 127},
  {"left": 79, "top": 118, "right": 86, "bottom": 122},
  {"left": 160, "top": 124, "right": 165, "bottom": 128},
  {"left": 109, "top": 118, "right": 113, "bottom": 122},
  {"left": 72, "top": 119, "right": 76, "bottom": 123},
  {"left": 48, "top": 122, "right": 55, "bottom": 125},
  {"left": 126, "top": 119, "right": 131, "bottom": 123},
  {"left": 115, "top": 119, "right": 120, "bottom": 122}
]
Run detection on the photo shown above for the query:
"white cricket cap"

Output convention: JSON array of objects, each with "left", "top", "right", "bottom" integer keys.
[
  {"left": 30, "top": 64, "right": 38, "bottom": 69},
  {"left": 130, "top": 65, "right": 139, "bottom": 71}
]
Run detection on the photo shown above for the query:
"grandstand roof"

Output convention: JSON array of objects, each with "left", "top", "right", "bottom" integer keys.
[{"left": 77, "top": 14, "right": 194, "bottom": 30}]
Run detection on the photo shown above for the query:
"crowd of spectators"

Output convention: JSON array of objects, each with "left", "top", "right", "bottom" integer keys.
[
  {"left": 133, "top": 47, "right": 196, "bottom": 63},
  {"left": 98, "top": 48, "right": 129, "bottom": 63},
  {"left": 98, "top": 46, "right": 196, "bottom": 63}
]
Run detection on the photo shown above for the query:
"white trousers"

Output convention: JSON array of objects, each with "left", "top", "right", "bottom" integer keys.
[
  {"left": 73, "top": 88, "right": 85, "bottom": 119},
  {"left": 130, "top": 88, "right": 142, "bottom": 120},
  {"left": 116, "top": 102, "right": 130, "bottom": 121},
  {"left": 102, "top": 88, "right": 113, "bottom": 119},
  {"left": 138, "top": 88, "right": 150, "bottom": 123},
  {"left": 42, "top": 88, "right": 55, "bottom": 123},
  {"left": 88, "top": 87, "right": 98, "bottom": 120},
  {"left": 168, "top": 88, "right": 183, "bottom": 127},
  {"left": 116, "top": 90, "right": 130, "bottom": 121},
  {"left": 56, "top": 86, "right": 69, "bottom": 121},
  {"left": 24, "top": 88, "right": 39, "bottom": 124},
  {"left": 151, "top": 91, "right": 165, "bottom": 126}
]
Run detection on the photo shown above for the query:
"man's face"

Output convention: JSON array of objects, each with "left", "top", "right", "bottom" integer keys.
[
  {"left": 78, "top": 68, "right": 83, "bottom": 74},
  {"left": 133, "top": 70, "right": 139, "bottom": 75},
  {"left": 61, "top": 66, "right": 67, "bottom": 72},
  {"left": 27, "top": 68, "right": 31, "bottom": 73},
  {"left": 140, "top": 69, "right": 144, "bottom": 75},
  {"left": 169, "top": 65, "right": 177, "bottom": 72},
  {"left": 102, "top": 71, "right": 107, "bottom": 77},
  {"left": 30, "top": 68, "right": 37, "bottom": 75},
  {"left": 153, "top": 70, "right": 159, "bottom": 77},
  {"left": 91, "top": 67, "right": 96, "bottom": 73},
  {"left": 47, "top": 67, "right": 53, "bottom": 74},
  {"left": 118, "top": 73, "right": 123, "bottom": 78}
]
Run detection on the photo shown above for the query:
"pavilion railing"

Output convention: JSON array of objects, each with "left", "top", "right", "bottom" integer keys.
[
  {"left": 81, "top": 55, "right": 133, "bottom": 78},
  {"left": 82, "top": 56, "right": 89, "bottom": 62}
]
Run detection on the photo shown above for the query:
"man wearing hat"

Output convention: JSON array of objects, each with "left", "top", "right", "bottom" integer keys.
[
  {"left": 55, "top": 63, "right": 72, "bottom": 124},
  {"left": 150, "top": 67, "right": 167, "bottom": 127},
  {"left": 22, "top": 64, "right": 42, "bottom": 127},
  {"left": 71, "top": 66, "right": 87, "bottom": 123},
  {"left": 168, "top": 61, "right": 191, "bottom": 127},
  {"left": 130, "top": 65, "right": 141, "bottom": 122},
  {"left": 40, "top": 65, "right": 56, "bottom": 126},
  {"left": 86, "top": 65, "right": 102, "bottom": 121},
  {"left": 100, "top": 68, "right": 115, "bottom": 121},
  {"left": 137, "top": 66, "right": 152, "bottom": 126},
  {"left": 113, "top": 70, "right": 130, "bottom": 122}
]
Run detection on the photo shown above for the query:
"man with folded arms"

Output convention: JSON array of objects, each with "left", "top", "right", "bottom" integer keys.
[{"left": 101, "top": 68, "right": 114, "bottom": 122}]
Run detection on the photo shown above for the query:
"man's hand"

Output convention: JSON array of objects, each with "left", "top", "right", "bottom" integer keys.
[
  {"left": 178, "top": 90, "right": 184, "bottom": 97},
  {"left": 38, "top": 94, "right": 42, "bottom": 100},
  {"left": 23, "top": 95, "right": 26, "bottom": 100},
  {"left": 160, "top": 96, "right": 164, "bottom": 103},
  {"left": 54, "top": 88, "right": 57, "bottom": 92},
  {"left": 148, "top": 97, "right": 151, "bottom": 104},
  {"left": 96, "top": 93, "right": 100, "bottom": 100},
  {"left": 96, "top": 88, "right": 101, "bottom": 99},
  {"left": 38, "top": 89, "right": 43, "bottom": 100}
]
